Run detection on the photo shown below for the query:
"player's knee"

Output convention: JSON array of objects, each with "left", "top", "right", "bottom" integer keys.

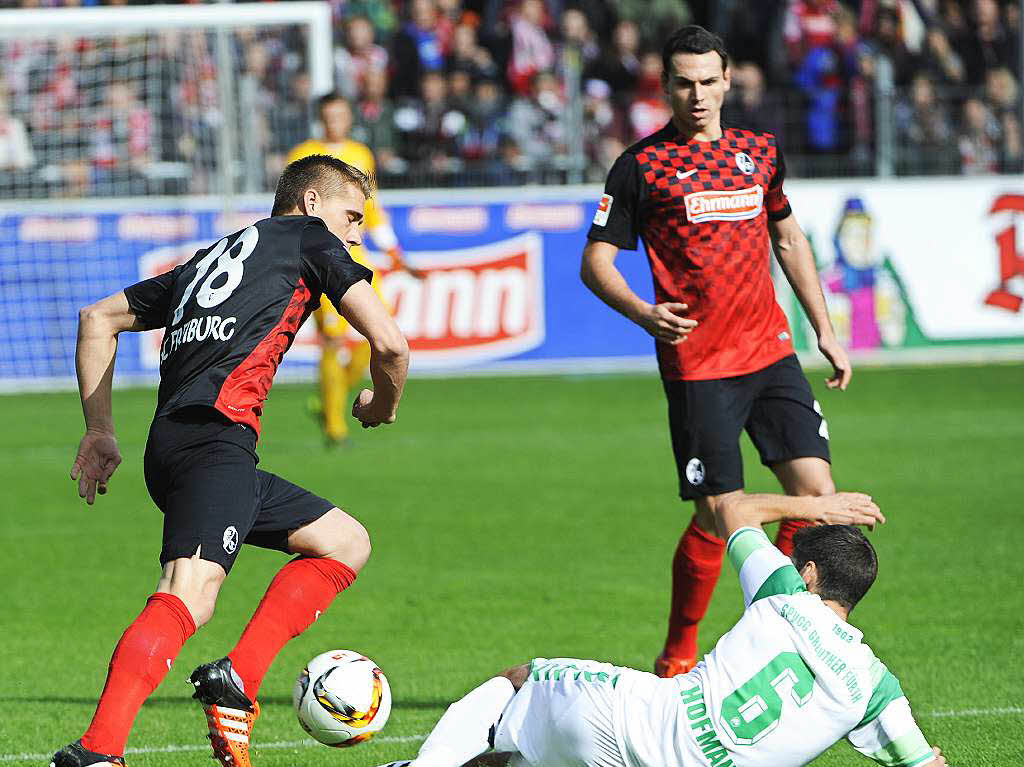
[
  {"left": 499, "top": 663, "right": 530, "bottom": 690},
  {"left": 158, "top": 555, "right": 226, "bottom": 628},
  {"left": 332, "top": 517, "right": 371, "bottom": 572},
  {"left": 293, "top": 509, "right": 372, "bottom": 572}
]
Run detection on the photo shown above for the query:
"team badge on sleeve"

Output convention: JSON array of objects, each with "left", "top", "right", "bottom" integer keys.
[{"left": 593, "top": 194, "right": 613, "bottom": 226}]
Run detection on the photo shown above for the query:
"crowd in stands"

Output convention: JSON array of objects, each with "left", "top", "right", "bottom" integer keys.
[{"left": 0, "top": 0, "right": 1021, "bottom": 197}]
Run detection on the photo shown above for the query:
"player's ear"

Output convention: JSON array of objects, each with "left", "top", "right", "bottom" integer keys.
[
  {"left": 799, "top": 560, "right": 818, "bottom": 592},
  {"left": 302, "top": 188, "right": 320, "bottom": 216},
  {"left": 722, "top": 66, "right": 731, "bottom": 92}
]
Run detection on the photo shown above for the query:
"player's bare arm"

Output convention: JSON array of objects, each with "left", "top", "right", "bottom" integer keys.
[
  {"left": 769, "top": 214, "right": 852, "bottom": 390},
  {"left": 338, "top": 279, "right": 409, "bottom": 427},
  {"left": 71, "top": 291, "right": 146, "bottom": 504},
  {"left": 716, "top": 491, "right": 884, "bottom": 541},
  {"left": 581, "top": 239, "right": 697, "bottom": 344}
]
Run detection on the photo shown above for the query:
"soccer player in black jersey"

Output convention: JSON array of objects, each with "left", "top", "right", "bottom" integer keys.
[
  {"left": 52, "top": 155, "right": 409, "bottom": 767},
  {"left": 583, "top": 27, "right": 852, "bottom": 679}
]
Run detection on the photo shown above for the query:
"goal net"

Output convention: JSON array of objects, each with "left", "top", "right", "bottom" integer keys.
[{"left": 0, "top": 3, "right": 332, "bottom": 390}]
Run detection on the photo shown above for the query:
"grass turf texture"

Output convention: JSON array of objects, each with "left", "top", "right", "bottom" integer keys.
[{"left": 1, "top": 363, "right": 1022, "bottom": 766}]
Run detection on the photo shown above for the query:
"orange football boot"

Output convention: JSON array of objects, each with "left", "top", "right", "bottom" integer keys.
[{"left": 189, "top": 657, "right": 260, "bottom": 767}]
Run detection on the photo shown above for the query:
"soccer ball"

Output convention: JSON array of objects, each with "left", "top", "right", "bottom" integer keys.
[{"left": 293, "top": 649, "right": 392, "bottom": 747}]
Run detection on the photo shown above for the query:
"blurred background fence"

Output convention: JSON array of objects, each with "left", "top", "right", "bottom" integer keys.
[{"left": 1, "top": 0, "right": 1023, "bottom": 196}]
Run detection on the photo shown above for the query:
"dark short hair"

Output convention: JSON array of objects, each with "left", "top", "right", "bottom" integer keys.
[
  {"left": 316, "top": 91, "right": 349, "bottom": 115},
  {"left": 271, "top": 154, "right": 373, "bottom": 216},
  {"left": 661, "top": 25, "right": 729, "bottom": 75},
  {"left": 792, "top": 525, "right": 878, "bottom": 612}
]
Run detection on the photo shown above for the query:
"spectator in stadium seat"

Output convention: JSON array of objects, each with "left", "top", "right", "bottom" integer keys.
[
  {"left": 723, "top": 61, "right": 785, "bottom": 139},
  {"left": 392, "top": 0, "right": 448, "bottom": 98},
  {"left": 894, "top": 72, "right": 956, "bottom": 175},
  {"left": 461, "top": 76, "right": 506, "bottom": 167},
  {"left": 580, "top": 77, "right": 625, "bottom": 181},
  {"left": 334, "top": 15, "right": 389, "bottom": 102},
  {"left": 958, "top": 96, "right": 1001, "bottom": 173},
  {"left": 446, "top": 22, "right": 499, "bottom": 82},
  {"left": 0, "top": 88, "right": 35, "bottom": 172},
  {"left": 961, "top": 0, "right": 1019, "bottom": 83},
  {"left": 393, "top": 70, "right": 465, "bottom": 174},
  {"left": 586, "top": 19, "right": 640, "bottom": 106},
  {"left": 559, "top": 7, "right": 601, "bottom": 74},
  {"left": 268, "top": 72, "right": 312, "bottom": 181},
  {"left": 352, "top": 67, "right": 405, "bottom": 176},
  {"left": 447, "top": 66, "right": 474, "bottom": 114},
  {"left": 627, "top": 52, "right": 673, "bottom": 141},
  {"left": 999, "top": 111, "right": 1024, "bottom": 173},
  {"left": 916, "top": 27, "right": 966, "bottom": 86},
  {"left": 985, "top": 66, "right": 1019, "bottom": 118},
  {"left": 506, "top": 70, "right": 566, "bottom": 173},
  {"left": 507, "top": 0, "right": 556, "bottom": 95},
  {"left": 872, "top": 4, "right": 914, "bottom": 86},
  {"left": 90, "top": 81, "right": 152, "bottom": 195},
  {"left": 783, "top": 0, "right": 840, "bottom": 66},
  {"left": 793, "top": 44, "right": 844, "bottom": 153}
]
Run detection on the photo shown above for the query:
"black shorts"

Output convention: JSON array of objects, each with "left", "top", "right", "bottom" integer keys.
[
  {"left": 663, "top": 354, "right": 830, "bottom": 501},
  {"left": 143, "top": 406, "right": 334, "bottom": 573}
]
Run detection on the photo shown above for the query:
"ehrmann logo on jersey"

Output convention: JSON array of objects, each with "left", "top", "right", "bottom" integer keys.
[{"left": 684, "top": 186, "right": 764, "bottom": 224}]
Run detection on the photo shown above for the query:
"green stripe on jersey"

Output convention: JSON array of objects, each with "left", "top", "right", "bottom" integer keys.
[
  {"left": 867, "top": 732, "right": 933, "bottom": 767},
  {"left": 857, "top": 660, "right": 906, "bottom": 729},
  {"left": 727, "top": 527, "right": 769, "bottom": 572},
  {"left": 750, "top": 565, "right": 808, "bottom": 603}
]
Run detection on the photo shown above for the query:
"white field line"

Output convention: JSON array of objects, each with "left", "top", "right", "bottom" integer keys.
[
  {"left": 3, "top": 707, "right": 1022, "bottom": 763},
  {"left": 0, "top": 734, "right": 426, "bottom": 763}
]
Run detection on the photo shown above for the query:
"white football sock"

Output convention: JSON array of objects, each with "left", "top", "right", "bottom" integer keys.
[{"left": 412, "top": 676, "right": 517, "bottom": 767}]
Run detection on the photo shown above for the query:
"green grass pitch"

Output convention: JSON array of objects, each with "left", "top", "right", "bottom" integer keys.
[{"left": 1, "top": 363, "right": 1022, "bottom": 765}]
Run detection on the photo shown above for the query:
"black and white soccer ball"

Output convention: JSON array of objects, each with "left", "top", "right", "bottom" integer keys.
[{"left": 293, "top": 649, "right": 392, "bottom": 747}]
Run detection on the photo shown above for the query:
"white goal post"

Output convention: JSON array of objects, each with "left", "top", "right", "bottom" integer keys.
[
  {"left": 0, "top": 3, "right": 332, "bottom": 94},
  {"left": 0, "top": 2, "right": 333, "bottom": 201}
]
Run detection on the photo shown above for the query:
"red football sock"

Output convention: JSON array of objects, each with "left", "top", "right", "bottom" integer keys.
[
  {"left": 81, "top": 593, "right": 196, "bottom": 756},
  {"left": 775, "top": 519, "right": 811, "bottom": 556},
  {"left": 663, "top": 519, "right": 725, "bottom": 660},
  {"left": 229, "top": 557, "right": 356, "bottom": 699}
]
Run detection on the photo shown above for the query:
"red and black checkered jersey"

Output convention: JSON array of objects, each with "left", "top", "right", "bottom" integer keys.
[
  {"left": 124, "top": 216, "right": 372, "bottom": 435},
  {"left": 588, "top": 122, "right": 796, "bottom": 381}
]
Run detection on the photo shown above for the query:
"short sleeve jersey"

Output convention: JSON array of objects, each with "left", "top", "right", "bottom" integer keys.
[
  {"left": 617, "top": 528, "right": 934, "bottom": 767},
  {"left": 123, "top": 216, "right": 372, "bottom": 434},
  {"left": 588, "top": 122, "right": 796, "bottom": 381}
]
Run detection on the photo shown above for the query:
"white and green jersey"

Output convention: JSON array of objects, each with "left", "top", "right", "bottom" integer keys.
[{"left": 619, "top": 527, "right": 933, "bottom": 767}]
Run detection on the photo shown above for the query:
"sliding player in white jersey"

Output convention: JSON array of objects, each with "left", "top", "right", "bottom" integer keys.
[{"left": 379, "top": 493, "right": 948, "bottom": 767}]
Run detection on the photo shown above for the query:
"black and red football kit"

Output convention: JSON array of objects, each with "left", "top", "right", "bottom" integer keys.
[
  {"left": 124, "top": 215, "right": 372, "bottom": 570},
  {"left": 588, "top": 123, "right": 829, "bottom": 499}
]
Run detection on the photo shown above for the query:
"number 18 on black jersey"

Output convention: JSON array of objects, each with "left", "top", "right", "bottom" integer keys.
[{"left": 124, "top": 216, "right": 372, "bottom": 434}]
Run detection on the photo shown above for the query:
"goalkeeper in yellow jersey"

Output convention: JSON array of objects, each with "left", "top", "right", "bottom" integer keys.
[{"left": 288, "top": 92, "right": 419, "bottom": 445}]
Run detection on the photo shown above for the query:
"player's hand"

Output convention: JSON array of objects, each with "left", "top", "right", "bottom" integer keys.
[
  {"left": 351, "top": 388, "right": 396, "bottom": 428},
  {"left": 818, "top": 334, "right": 852, "bottom": 390},
  {"left": 924, "top": 746, "right": 948, "bottom": 766},
  {"left": 807, "top": 492, "right": 885, "bottom": 529},
  {"left": 635, "top": 302, "right": 698, "bottom": 344},
  {"left": 70, "top": 428, "right": 122, "bottom": 505}
]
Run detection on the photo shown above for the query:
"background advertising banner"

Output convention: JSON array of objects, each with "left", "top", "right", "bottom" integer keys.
[{"left": 2, "top": 178, "right": 1023, "bottom": 390}]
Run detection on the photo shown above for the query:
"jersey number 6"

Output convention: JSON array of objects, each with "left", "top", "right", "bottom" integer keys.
[
  {"left": 720, "top": 651, "right": 816, "bottom": 746},
  {"left": 172, "top": 226, "right": 260, "bottom": 326}
]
